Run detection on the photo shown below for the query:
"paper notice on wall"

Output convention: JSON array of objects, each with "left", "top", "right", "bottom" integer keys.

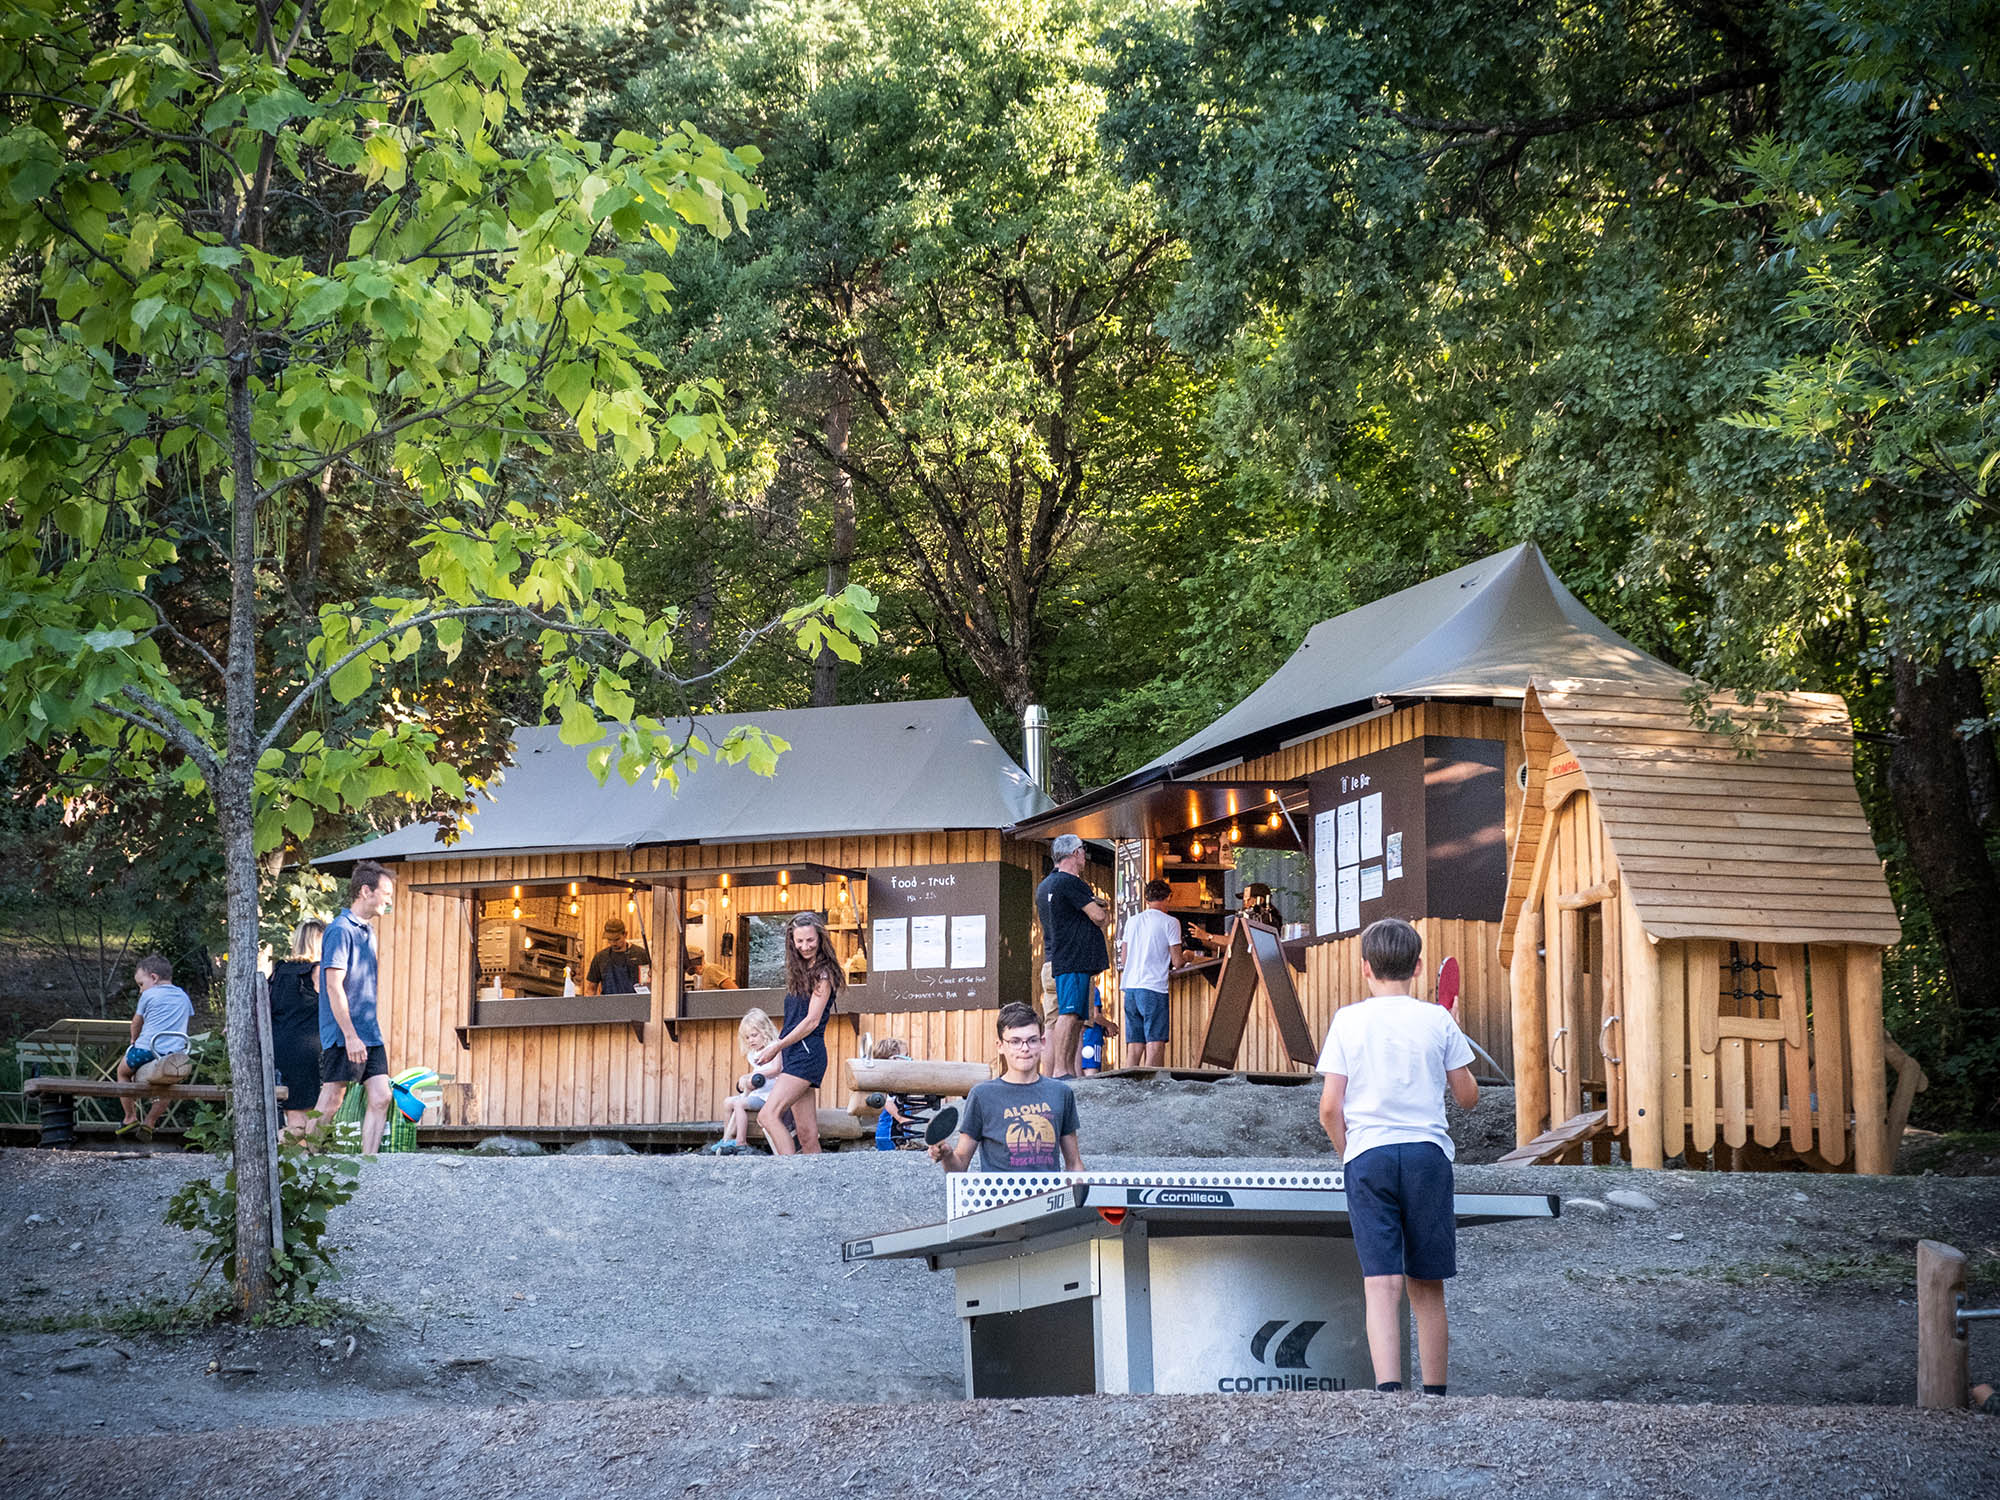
[
  {"left": 1336, "top": 800, "right": 1361, "bottom": 867},
  {"left": 1336, "top": 866, "right": 1361, "bottom": 934},
  {"left": 872, "top": 917, "right": 909, "bottom": 972},
  {"left": 1360, "top": 864, "right": 1384, "bottom": 903},
  {"left": 909, "top": 914, "right": 948, "bottom": 970},
  {"left": 1314, "top": 809, "right": 1340, "bottom": 935},
  {"left": 950, "top": 913, "right": 987, "bottom": 970},
  {"left": 1360, "top": 792, "right": 1383, "bottom": 861},
  {"left": 1386, "top": 831, "right": 1404, "bottom": 881}
]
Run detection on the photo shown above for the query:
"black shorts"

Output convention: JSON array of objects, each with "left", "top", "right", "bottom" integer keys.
[
  {"left": 781, "top": 1037, "right": 829, "bottom": 1088},
  {"left": 320, "top": 1044, "right": 389, "bottom": 1085}
]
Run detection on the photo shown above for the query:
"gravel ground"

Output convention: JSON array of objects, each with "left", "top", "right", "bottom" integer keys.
[
  {"left": 4, "top": 1393, "right": 1995, "bottom": 1500},
  {"left": 3, "top": 1078, "right": 1997, "bottom": 1495}
]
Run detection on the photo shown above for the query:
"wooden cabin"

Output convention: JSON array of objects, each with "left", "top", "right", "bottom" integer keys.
[
  {"left": 318, "top": 699, "right": 1055, "bottom": 1131},
  {"left": 1018, "top": 545, "right": 1690, "bottom": 1079},
  {"left": 1500, "top": 677, "right": 1904, "bottom": 1172}
]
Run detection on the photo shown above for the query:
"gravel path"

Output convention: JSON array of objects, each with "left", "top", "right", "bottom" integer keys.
[
  {"left": 4, "top": 1076, "right": 1997, "bottom": 1496},
  {"left": 5, "top": 1392, "right": 1995, "bottom": 1500}
]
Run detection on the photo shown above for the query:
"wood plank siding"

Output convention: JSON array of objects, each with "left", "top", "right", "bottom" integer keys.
[{"left": 377, "top": 833, "right": 1043, "bottom": 1129}]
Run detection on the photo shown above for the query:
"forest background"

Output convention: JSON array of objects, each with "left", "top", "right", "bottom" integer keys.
[{"left": 3, "top": 0, "right": 1995, "bottom": 1129}]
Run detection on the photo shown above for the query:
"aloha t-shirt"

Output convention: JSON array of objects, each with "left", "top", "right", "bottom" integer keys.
[
  {"left": 318, "top": 908, "right": 382, "bottom": 1049},
  {"left": 959, "top": 1076, "right": 1080, "bottom": 1172},
  {"left": 1036, "top": 870, "right": 1107, "bottom": 977},
  {"left": 587, "top": 943, "right": 651, "bottom": 995},
  {"left": 1315, "top": 993, "right": 1475, "bottom": 1164},
  {"left": 1119, "top": 906, "right": 1183, "bottom": 993}
]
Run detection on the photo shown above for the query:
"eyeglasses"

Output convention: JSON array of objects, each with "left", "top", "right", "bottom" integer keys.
[{"left": 1000, "top": 1035, "right": 1044, "bottom": 1050}]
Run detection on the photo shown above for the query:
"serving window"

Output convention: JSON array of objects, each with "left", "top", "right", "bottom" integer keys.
[{"left": 674, "top": 866, "right": 871, "bottom": 1020}]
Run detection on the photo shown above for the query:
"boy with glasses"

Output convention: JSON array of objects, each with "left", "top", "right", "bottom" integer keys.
[{"left": 930, "top": 1002, "right": 1083, "bottom": 1173}]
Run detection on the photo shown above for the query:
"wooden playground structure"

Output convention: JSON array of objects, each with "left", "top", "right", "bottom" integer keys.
[{"left": 1500, "top": 678, "right": 1917, "bottom": 1173}]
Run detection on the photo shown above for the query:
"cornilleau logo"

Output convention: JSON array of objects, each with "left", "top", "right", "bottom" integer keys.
[
  {"left": 1126, "top": 1187, "right": 1233, "bottom": 1207},
  {"left": 1216, "top": 1320, "right": 1342, "bottom": 1393}
]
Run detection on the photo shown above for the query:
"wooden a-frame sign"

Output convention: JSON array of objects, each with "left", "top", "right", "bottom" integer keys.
[{"left": 1198, "top": 917, "right": 1317, "bottom": 1068}]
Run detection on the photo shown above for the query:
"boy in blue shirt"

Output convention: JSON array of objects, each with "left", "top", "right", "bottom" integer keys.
[{"left": 1318, "top": 918, "right": 1479, "bottom": 1395}]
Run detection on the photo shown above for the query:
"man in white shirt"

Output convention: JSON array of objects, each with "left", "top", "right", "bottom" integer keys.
[
  {"left": 1317, "top": 917, "right": 1479, "bottom": 1396},
  {"left": 1117, "top": 879, "right": 1185, "bottom": 1068}
]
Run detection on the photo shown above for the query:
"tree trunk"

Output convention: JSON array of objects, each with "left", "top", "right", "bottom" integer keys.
[
  {"left": 225, "top": 298, "right": 277, "bottom": 1318},
  {"left": 1944, "top": 663, "right": 2000, "bottom": 832},
  {"left": 810, "top": 390, "right": 856, "bottom": 707},
  {"left": 1888, "top": 654, "right": 2000, "bottom": 1031}
]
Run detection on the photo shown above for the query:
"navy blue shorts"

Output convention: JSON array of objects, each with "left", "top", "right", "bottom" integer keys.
[
  {"left": 781, "top": 1037, "right": 828, "bottom": 1088},
  {"left": 1346, "top": 1141, "right": 1457, "bottom": 1280}
]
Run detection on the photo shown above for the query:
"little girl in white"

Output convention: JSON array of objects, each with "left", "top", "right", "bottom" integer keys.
[{"left": 711, "top": 1008, "right": 781, "bottom": 1155}]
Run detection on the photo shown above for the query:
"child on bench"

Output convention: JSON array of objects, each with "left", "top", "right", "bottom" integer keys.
[{"left": 116, "top": 955, "right": 194, "bottom": 1140}]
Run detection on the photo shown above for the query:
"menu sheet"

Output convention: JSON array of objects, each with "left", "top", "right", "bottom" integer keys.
[
  {"left": 909, "top": 914, "right": 947, "bottom": 970},
  {"left": 950, "top": 914, "right": 987, "bottom": 970},
  {"left": 1336, "top": 801, "right": 1360, "bottom": 867},
  {"left": 1314, "top": 808, "right": 1340, "bottom": 936},
  {"left": 1336, "top": 866, "right": 1360, "bottom": 934},
  {"left": 871, "top": 917, "right": 909, "bottom": 972},
  {"left": 1360, "top": 792, "right": 1383, "bottom": 861}
]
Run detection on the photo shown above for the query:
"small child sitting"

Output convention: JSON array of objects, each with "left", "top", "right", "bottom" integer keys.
[
  {"left": 116, "top": 955, "right": 194, "bottom": 1141},
  {"left": 870, "top": 1037, "right": 941, "bottom": 1150},
  {"left": 711, "top": 1008, "right": 781, "bottom": 1155},
  {"left": 1079, "top": 993, "right": 1117, "bottom": 1076}
]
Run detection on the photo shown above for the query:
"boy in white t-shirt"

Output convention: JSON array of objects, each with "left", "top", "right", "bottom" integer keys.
[
  {"left": 1317, "top": 917, "right": 1478, "bottom": 1395},
  {"left": 1117, "top": 880, "right": 1188, "bottom": 1068}
]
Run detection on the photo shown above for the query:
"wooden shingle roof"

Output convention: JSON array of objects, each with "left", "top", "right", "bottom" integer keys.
[{"left": 1501, "top": 677, "right": 1900, "bottom": 954}]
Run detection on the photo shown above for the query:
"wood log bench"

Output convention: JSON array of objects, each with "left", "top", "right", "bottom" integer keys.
[{"left": 22, "top": 1077, "right": 283, "bottom": 1147}]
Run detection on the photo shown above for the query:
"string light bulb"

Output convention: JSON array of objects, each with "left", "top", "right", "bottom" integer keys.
[
  {"left": 721, "top": 892, "right": 730, "bottom": 910},
  {"left": 523, "top": 936, "right": 534, "bottom": 950},
  {"left": 511, "top": 902, "right": 522, "bottom": 921},
  {"left": 568, "top": 900, "right": 579, "bottom": 916},
  {"left": 838, "top": 874, "right": 850, "bottom": 904},
  {"left": 1189, "top": 838, "right": 1203, "bottom": 860},
  {"left": 779, "top": 885, "right": 789, "bottom": 904},
  {"left": 626, "top": 896, "right": 636, "bottom": 914},
  {"left": 1229, "top": 823, "right": 1241, "bottom": 845}
]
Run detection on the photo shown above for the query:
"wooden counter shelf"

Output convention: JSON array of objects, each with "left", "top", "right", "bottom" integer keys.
[{"left": 456, "top": 991, "right": 652, "bottom": 1048}]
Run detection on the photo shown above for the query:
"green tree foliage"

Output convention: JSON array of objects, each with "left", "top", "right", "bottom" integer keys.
[{"left": 0, "top": 0, "right": 875, "bottom": 1311}]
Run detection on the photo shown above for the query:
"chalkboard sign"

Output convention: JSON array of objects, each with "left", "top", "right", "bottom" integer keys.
[
  {"left": 1305, "top": 736, "right": 1507, "bottom": 940},
  {"left": 1197, "top": 917, "right": 1317, "bottom": 1068},
  {"left": 865, "top": 862, "right": 1033, "bottom": 1013}
]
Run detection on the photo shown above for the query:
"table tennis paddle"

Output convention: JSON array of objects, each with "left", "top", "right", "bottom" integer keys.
[
  {"left": 1437, "top": 955, "right": 1461, "bottom": 1013},
  {"left": 924, "top": 1105, "right": 960, "bottom": 1150}
]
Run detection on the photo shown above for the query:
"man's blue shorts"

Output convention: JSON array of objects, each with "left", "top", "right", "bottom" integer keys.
[
  {"left": 1053, "top": 971, "right": 1094, "bottom": 1019},
  {"left": 125, "top": 1046, "right": 156, "bottom": 1070},
  {"left": 1345, "top": 1141, "right": 1457, "bottom": 1280},
  {"left": 1123, "top": 987, "right": 1169, "bottom": 1045}
]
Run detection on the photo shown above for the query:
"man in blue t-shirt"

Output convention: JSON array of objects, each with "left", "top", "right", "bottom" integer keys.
[
  {"left": 1034, "top": 833, "right": 1109, "bottom": 1079},
  {"left": 931, "top": 1004, "right": 1083, "bottom": 1173},
  {"left": 314, "top": 858, "right": 396, "bottom": 1153}
]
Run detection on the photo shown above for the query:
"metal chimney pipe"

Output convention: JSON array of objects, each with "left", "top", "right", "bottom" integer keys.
[{"left": 1022, "top": 704, "right": 1050, "bottom": 791}]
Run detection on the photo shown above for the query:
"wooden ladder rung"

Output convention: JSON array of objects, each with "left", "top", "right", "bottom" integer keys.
[{"left": 1497, "top": 1109, "right": 1610, "bottom": 1166}]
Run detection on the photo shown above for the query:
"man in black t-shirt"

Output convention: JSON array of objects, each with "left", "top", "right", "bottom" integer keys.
[
  {"left": 1035, "top": 833, "right": 1110, "bottom": 1079},
  {"left": 585, "top": 918, "right": 651, "bottom": 996}
]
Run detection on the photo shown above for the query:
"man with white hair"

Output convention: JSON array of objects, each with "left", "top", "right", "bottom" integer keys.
[{"left": 1035, "top": 833, "right": 1111, "bottom": 1079}]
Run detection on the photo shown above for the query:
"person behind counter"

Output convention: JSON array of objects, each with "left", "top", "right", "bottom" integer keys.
[
  {"left": 1242, "top": 882, "right": 1282, "bottom": 928},
  {"left": 930, "top": 1003, "right": 1083, "bottom": 1174},
  {"left": 585, "top": 917, "right": 651, "bottom": 995}
]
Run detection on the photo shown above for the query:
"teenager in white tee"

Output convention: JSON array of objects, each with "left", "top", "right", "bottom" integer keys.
[
  {"left": 1117, "top": 881, "right": 1189, "bottom": 1067},
  {"left": 1318, "top": 918, "right": 1478, "bottom": 1397}
]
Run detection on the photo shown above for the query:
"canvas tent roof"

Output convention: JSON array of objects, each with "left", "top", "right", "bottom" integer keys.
[
  {"left": 318, "top": 698, "right": 1052, "bottom": 867},
  {"left": 1016, "top": 544, "right": 1686, "bottom": 838},
  {"left": 1502, "top": 677, "right": 1900, "bottom": 953}
]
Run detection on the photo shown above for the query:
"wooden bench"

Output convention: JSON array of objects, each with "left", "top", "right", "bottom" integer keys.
[
  {"left": 1495, "top": 1109, "right": 1609, "bottom": 1167},
  {"left": 22, "top": 1077, "right": 283, "bottom": 1146}
]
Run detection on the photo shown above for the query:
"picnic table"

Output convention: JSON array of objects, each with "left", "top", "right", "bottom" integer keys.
[{"left": 14, "top": 1018, "right": 216, "bottom": 1142}]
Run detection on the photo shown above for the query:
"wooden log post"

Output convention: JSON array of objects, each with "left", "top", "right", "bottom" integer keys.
[
  {"left": 1617, "top": 887, "right": 1664, "bottom": 1169},
  {"left": 845, "top": 1057, "right": 993, "bottom": 1098},
  {"left": 1917, "top": 1240, "right": 1970, "bottom": 1409},
  {"left": 1510, "top": 910, "right": 1549, "bottom": 1149},
  {"left": 1845, "top": 946, "right": 1892, "bottom": 1175}
]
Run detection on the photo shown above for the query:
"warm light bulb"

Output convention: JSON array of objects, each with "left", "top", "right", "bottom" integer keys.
[
  {"left": 626, "top": 897, "right": 636, "bottom": 914},
  {"left": 779, "top": 886, "right": 789, "bottom": 904},
  {"left": 568, "top": 901, "right": 579, "bottom": 916},
  {"left": 1190, "top": 839, "right": 1202, "bottom": 860},
  {"left": 1269, "top": 813, "right": 1282, "bottom": 830},
  {"left": 838, "top": 874, "right": 850, "bottom": 903},
  {"left": 1229, "top": 824, "right": 1241, "bottom": 844},
  {"left": 523, "top": 937, "right": 534, "bottom": 950},
  {"left": 721, "top": 893, "right": 730, "bottom": 910},
  {"left": 511, "top": 903, "right": 522, "bottom": 920}
]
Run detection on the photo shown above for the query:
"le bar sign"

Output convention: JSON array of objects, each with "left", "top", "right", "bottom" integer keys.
[{"left": 865, "top": 862, "right": 1033, "bottom": 1013}]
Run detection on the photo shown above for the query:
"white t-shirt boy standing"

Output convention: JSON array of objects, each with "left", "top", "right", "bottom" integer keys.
[{"left": 1317, "top": 917, "right": 1478, "bottom": 1396}]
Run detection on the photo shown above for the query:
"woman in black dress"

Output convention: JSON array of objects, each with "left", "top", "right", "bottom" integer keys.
[
  {"left": 268, "top": 918, "right": 325, "bottom": 1137},
  {"left": 754, "top": 911, "right": 841, "bottom": 1155}
]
